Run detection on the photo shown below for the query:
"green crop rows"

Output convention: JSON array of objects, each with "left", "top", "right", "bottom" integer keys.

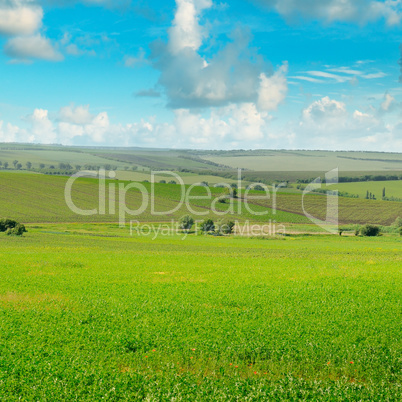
[{"left": 1, "top": 173, "right": 401, "bottom": 225}]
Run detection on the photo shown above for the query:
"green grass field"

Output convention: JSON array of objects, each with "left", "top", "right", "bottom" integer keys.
[
  {"left": 0, "top": 149, "right": 132, "bottom": 170},
  {"left": 115, "top": 170, "right": 240, "bottom": 185},
  {"left": 203, "top": 150, "right": 402, "bottom": 172},
  {"left": 322, "top": 180, "right": 402, "bottom": 199},
  {"left": 1, "top": 172, "right": 401, "bottom": 226},
  {"left": 0, "top": 227, "right": 401, "bottom": 400},
  {"left": 0, "top": 172, "right": 308, "bottom": 225},
  {"left": 0, "top": 152, "right": 401, "bottom": 400}
]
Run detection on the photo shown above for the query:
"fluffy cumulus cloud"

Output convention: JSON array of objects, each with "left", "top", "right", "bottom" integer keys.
[
  {"left": 150, "top": 0, "right": 288, "bottom": 112},
  {"left": 168, "top": 0, "right": 212, "bottom": 54},
  {"left": 0, "top": 120, "right": 28, "bottom": 142},
  {"left": 5, "top": 33, "right": 63, "bottom": 61},
  {"left": 174, "top": 103, "right": 269, "bottom": 146},
  {"left": 24, "top": 108, "right": 58, "bottom": 143},
  {"left": 0, "top": 1, "right": 62, "bottom": 62},
  {"left": 0, "top": 0, "right": 43, "bottom": 36},
  {"left": 58, "top": 104, "right": 94, "bottom": 125},
  {"left": 293, "top": 96, "right": 402, "bottom": 150},
  {"left": 0, "top": 102, "right": 272, "bottom": 148},
  {"left": 1, "top": 99, "right": 401, "bottom": 151},
  {"left": 254, "top": 0, "right": 402, "bottom": 25}
]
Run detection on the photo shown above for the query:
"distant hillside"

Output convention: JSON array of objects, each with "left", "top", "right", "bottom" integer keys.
[{"left": 0, "top": 172, "right": 400, "bottom": 225}]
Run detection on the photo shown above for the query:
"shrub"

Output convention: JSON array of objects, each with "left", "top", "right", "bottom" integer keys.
[
  {"left": 0, "top": 218, "right": 19, "bottom": 232},
  {"left": 6, "top": 223, "right": 27, "bottom": 236},
  {"left": 217, "top": 220, "right": 235, "bottom": 235},
  {"left": 179, "top": 215, "right": 194, "bottom": 231},
  {"left": 253, "top": 184, "right": 265, "bottom": 191},
  {"left": 360, "top": 224, "right": 380, "bottom": 237},
  {"left": 200, "top": 219, "right": 215, "bottom": 233}
]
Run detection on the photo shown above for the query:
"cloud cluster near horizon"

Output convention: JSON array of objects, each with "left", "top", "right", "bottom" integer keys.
[
  {"left": 254, "top": 0, "right": 402, "bottom": 25},
  {"left": 1, "top": 94, "right": 400, "bottom": 151}
]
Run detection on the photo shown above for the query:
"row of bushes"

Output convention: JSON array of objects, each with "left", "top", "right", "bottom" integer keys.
[
  {"left": 298, "top": 174, "right": 402, "bottom": 184},
  {"left": 344, "top": 218, "right": 402, "bottom": 237},
  {"left": 0, "top": 219, "right": 27, "bottom": 236},
  {"left": 179, "top": 216, "right": 235, "bottom": 235}
]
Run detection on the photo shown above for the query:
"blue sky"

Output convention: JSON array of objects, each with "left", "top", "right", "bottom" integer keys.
[{"left": 0, "top": 0, "right": 402, "bottom": 151}]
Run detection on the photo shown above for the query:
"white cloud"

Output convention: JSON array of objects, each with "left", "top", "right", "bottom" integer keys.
[
  {"left": 290, "top": 96, "right": 401, "bottom": 150},
  {"left": 0, "top": 102, "right": 276, "bottom": 148},
  {"left": 151, "top": 0, "right": 287, "bottom": 111},
  {"left": 0, "top": 0, "right": 43, "bottom": 36},
  {"left": 255, "top": 0, "right": 402, "bottom": 26},
  {"left": 362, "top": 72, "right": 387, "bottom": 79},
  {"left": 58, "top": 104, "right": 94, "bottom": 125},
  {"left": 302, "top": 96, "right": 347, "bottom": 124},
  {"left": 381, "top": 93, "right": 395, "bottom": 112},
  {"left": 1, "top": 99, "right": 402, "bottom": 151},
  {"left": 0, "top": 120, "right": 27, "bottom": 142},
  {"left": 5, "top": 34, "right": 63, "bottom": 61},
  {"left": 307, "top": 71, "right": 350, "bottom": 83},
  {"left": 289, "top": 76, "right": 324, "bottom": 83},
  {"left": 327, "top": 67, "right": 363, "bottom": 75},
  {"left": 258, "top": 63, "right": 288, "bottom": 111},
  {"left": 168, "top": 0, "right": 212, "bottom": 54},
  {"left": 25, "top": 108, "right": 58, "bottom": 143},
  {"left": 291, "top": 66, "right": 387, "bottom": 85}
]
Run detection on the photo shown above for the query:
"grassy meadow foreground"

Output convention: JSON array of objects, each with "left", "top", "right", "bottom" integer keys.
[
  {"left": 0, "top": 226, "right": 401, "bottom": 400},
  {"left": 0, "top": 147, "right": 401, "bottom": 399}
]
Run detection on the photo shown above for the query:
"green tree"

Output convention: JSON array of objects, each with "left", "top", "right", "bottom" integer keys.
[
  {"left": 382, "top": 187, "right": 386, "bottom": 198},
  {"left": 6, "top": 223, "right": 27, "bottom": 236},
  {"left": 217, "top": 220, "right": 235, "bottom": 235},
  {"left": 179, "top": 215, "right": 194, "bottom": 231},
  {"left": 4, "top": 162, "right": 8, "bottom": 169},
  {"left": 26, "top": 161, "right": 32, "bottom": 169},
  {"left": 200, "top": 219, "right": 215, "bottom": 233},
  {"left": 360, "top": 224, "right": 380, "bottom": 237},
  {"left": 0, "top": 219, "right": 19, "bottom": 232},
  {"left": 16, "top": 163, "right": 22, "bottom": 170},
  {"left": 39, "top": 163, "right": 45, "bottom": 169},
  {"left": 12, "top": 160, "right": 18, "bottom": 168}
]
